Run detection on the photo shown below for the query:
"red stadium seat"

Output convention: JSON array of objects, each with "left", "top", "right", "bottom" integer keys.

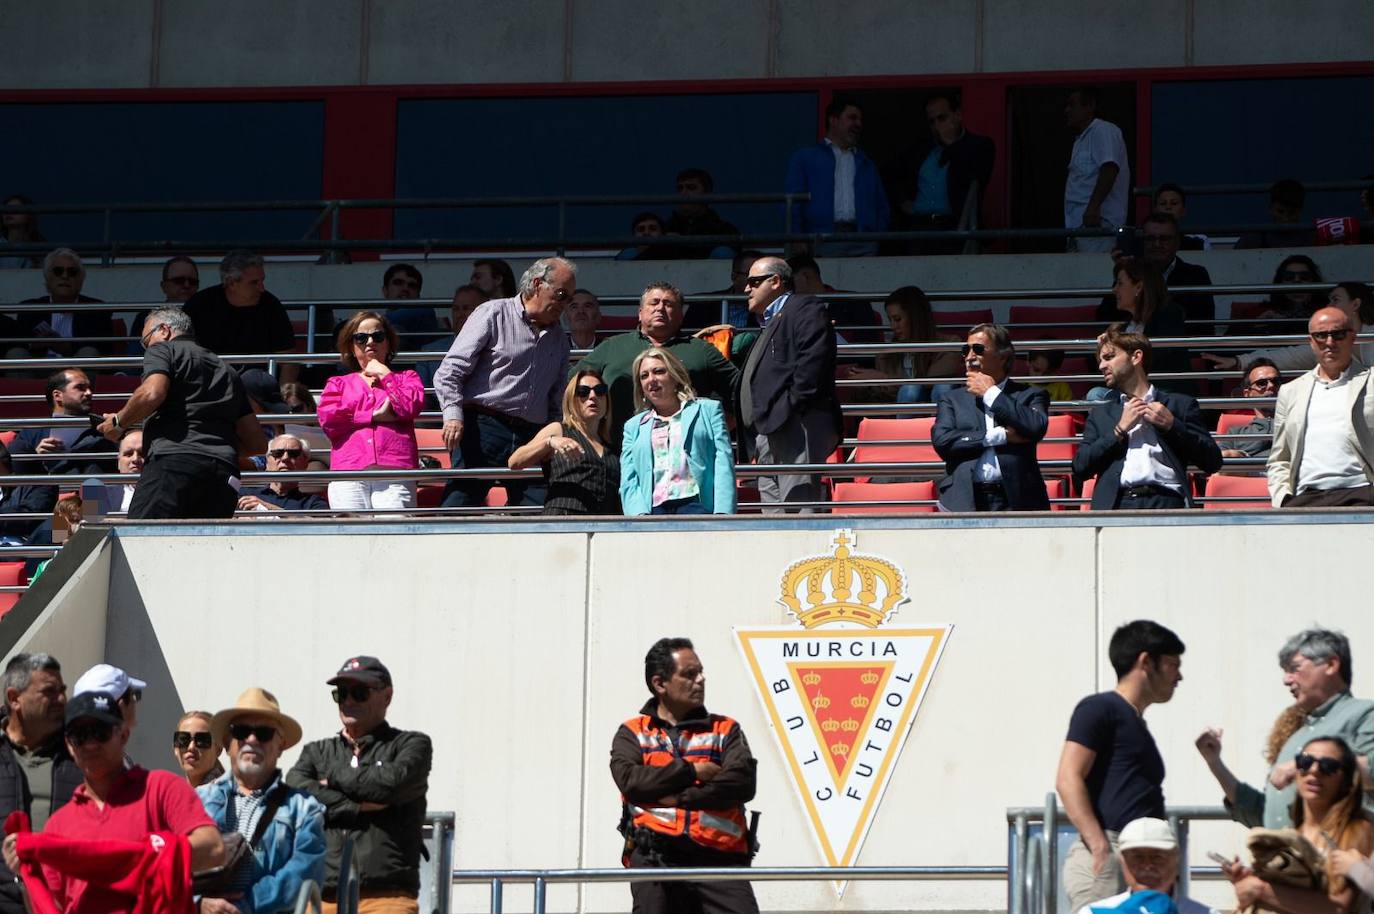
[
  {"left": 851, "top": 417, "right": 939, "bottom": 483},
  {"left": 932, "top": 308, "right": 994, "bottom": 331},
  {"left": 598, "top": 315, "right": 638, "bottom": 332},
  {"left": 1204, "top": 475, "right": 1271, "bottom": 510},
  {"left": 416, "top": 485, "right": 444, "bottom": 509},
  {"left": 1009, "top": 304, "right": 1100, "bottom": 340},
  {"left": 1079, "top": 477, "right": 1096, "bottom": 510},
  {"left": 0, "top": 379, "right": 54, "bottom": 418},
  {"left": 831, "top": 481, "right": 936, "bottom": 513},
  {"left": 0, "top": 562, "right": 25, "bottom": 618},
  {"left": 414, "top": 427, "right": 450, "bottom": 468},
  {"left": 1044, "top": 477, "right": 1069, "bottom": 510},
  {"left": 1216, "top": 412, "right": 1258, "bottom": 435},
  {"left": 1037, "top": 414, "right": 1079, "bottom": 495},
  {"left": 485, "top": 486, "right": 508, "bottom": 508}
]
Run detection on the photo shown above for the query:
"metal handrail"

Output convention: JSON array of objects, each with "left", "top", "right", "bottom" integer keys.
[
  {"left": 1133, "top": 179, "right": 1374, "bottom": 197},
  {"left": 292, "top": 880, "right": 322, "bottom": 914},
  {"left": 335, "top": 834, "right": 360, "bottom": 914}
]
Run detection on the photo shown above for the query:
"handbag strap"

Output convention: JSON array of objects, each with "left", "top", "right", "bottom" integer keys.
[{"left": 248, "top": 781, "right": 289, "bottom": 848}]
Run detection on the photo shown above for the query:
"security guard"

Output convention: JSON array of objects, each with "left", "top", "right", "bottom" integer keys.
[{"left": 609, "top": 637, "right": 759, "bottom": 914}]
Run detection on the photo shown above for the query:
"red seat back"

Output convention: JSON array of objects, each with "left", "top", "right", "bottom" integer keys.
[
  {"left": 932, "top": 308, "right": 994, "bottom": 333},
  {"left": 1009, "top": 304, "right": 1101, "bottom": 340},
  {"left": 852, "top": 417, "right": 939, "bottom": 482},
  {"left": 1036, "top": 414, "right": 1079, "bottom": 463},
  {"left": 1216, "top": 412, "right": 1257, "bottom": 435},
  {"left": 414, "top": 427, "right": 451, "bottom": 468},
  {"left": 1204, "top": 475, "right": 1271, "bottom": 510},
  {"left": 831, "top": 481, "right": 937, "bottom": 514}
]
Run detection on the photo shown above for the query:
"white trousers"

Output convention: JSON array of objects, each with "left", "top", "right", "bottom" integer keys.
[{"left": 327, "top": 480, "right": 416, "bottom": 512}]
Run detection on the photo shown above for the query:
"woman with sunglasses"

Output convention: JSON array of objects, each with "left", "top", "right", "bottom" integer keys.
[
  {"left": 1208, "top": 282, "right": 1374, "bottom": 375},
  {"left": 508, "top": 369, "right": 621, "bottom": 515},
  {"left": 318, "top": 311, "right": 425, "bottom": 512},
  {"left": 619, "top": 347, "right": 735, "bottom": 516},
  {"left": 1227, "top": 736, "right": 1374, "bottom": 914},
  {"left": 172, "top": 710, "right": 223, "bottom": 788}
]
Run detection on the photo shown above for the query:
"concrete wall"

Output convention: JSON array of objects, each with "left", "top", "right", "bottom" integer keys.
[
  {"left": 0, "top": 0, "right": 1370, "bottom": 89},
  {"left": 10, "top": 514, "right": 1374, "bottom": 912}
]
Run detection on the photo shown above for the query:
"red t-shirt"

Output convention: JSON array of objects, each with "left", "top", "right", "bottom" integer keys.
[{"left": 41, "top": 767, "right": 212, "bottom": 914}]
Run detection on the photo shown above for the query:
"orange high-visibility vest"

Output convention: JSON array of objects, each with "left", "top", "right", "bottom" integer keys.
[{"left": 620, "top": 714, "right": 749, "bottom": 856}]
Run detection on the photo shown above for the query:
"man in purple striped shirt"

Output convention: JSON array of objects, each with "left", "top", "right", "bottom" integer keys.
[{"left": 434, "top": 257, "right": 575, "bottom": 508}]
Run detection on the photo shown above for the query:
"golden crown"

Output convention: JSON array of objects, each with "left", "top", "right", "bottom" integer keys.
[
  {"left": 801, "top": 671, "right": 821, "bottom": 686},
  {"left": 859, "top": 670, "right": 879, "bottom": 685},
  {"left": 778, "top": 530, "right": 908, "bottom": 629},
  {"left": 850, "top": 695, "right": 870, "bottom": 709},
  {"left": 821, "top": 719, "right": 840, "bottom": 732},
  {"left": 812, "top": 693, "right": 831, "bottom": 710},
  {"left": 840, "top": 718, "right": 860, "bottom": 732}
]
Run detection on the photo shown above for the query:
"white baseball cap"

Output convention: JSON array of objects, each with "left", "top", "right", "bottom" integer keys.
[
  {"left": 1118, "top": 817, "right": 1178, "bottom": 852},
  {"left": 72, "top": 663, "right": 147, "bottom": 698}
]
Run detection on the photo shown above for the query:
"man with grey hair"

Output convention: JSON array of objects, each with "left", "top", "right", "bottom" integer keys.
[
  {"left": 737, "top": 256, "right": 841, "bottom": 511},
  {"left": 434, "top": 257, "right": 574, "bottom": 508},
  {"left": 1196, "top": 627, "right": 1374, "bottom": 827},
  {"left": 237, "top": 434, "right": 328, "bottom": 514},
  {"left": 183, "top": 249, "right": 299, "bottom": 382},
  {"left": 18, "top": 248, "right": 109, "bottom": 359},
  {"left": 97, "top": 308, "right": 267, "bottom": 519}
]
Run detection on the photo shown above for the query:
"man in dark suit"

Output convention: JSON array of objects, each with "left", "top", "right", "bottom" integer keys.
[
  {"left": 931, "top": 324, "right": 1050, "bottom": 511},
  {"left": 738, "top": 256, "right": 841, "bottom": 513},
  {"left": 1096, "top": 212, "right": 1215, "bottom": 325},
  {"left": 1073, "top": 326, "right": 1222, "bottom": 509},
  {"left": 901, "top": 92, "right": 995, "bottom": 254}
]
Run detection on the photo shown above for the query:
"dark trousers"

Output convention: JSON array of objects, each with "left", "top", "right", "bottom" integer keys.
[
  {"left": 1284, "top": 484, "right": 1374, "bottom": 508},
  {"left": 441, "top": 410, "right": 546, "bottom": 508},
  {"left": 1114, "top": 484, "right": 1186, "bottom": 510},
  {"left": 651, "top": 498, "right": 708, "bottom": 516},
  {"left": 127, "top": 453, "right": 237, "bottom": 520},
  {"left": 628, "top": 848, "right": 758, "bottom": 914},
  {"left": 973, "top": 482, "right": 1010, "bottom": 512}
]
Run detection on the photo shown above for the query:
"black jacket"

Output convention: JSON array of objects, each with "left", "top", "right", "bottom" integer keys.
[
  {"left": 17, "top": 296, "right": 113, "bottom": 355},
  {"left": 286, "top": 723, "right": 432, "bottom": 895},
  {"left": 1095, "top": 257, "right": 1215, "bottom": 326},
  {"left": 0, "top": 423, "right": 117, "bottom": 538},
  {"left": 736, "top": 294, "right": 842, "bottom": 439},
  {"left": 0, "top": 734, "right": 83, "bottom": 914},
  {"left": 931, "top": 380, "right": 1051, "bottom": 511},
  {"left": 909, "top": 130, "right": 995, "bottom": 219}
]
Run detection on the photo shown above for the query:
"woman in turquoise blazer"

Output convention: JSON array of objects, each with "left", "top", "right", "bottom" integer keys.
[{"left": 620, "top": 347, "right": 736, "bottom": 515}]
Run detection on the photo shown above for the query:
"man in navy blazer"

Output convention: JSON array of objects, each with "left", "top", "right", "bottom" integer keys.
[
  {"left": 785, "top": 98, "right": 890, "bottom": 255},
  {"left": 932, "top": 324, "right": 1050, "bottom": 511},
  {"left": 737, "top": 257, "right": 842, "bottom": 513},
  {"left": 1073, "top": 326, "right": 1222, "bottom": 509}
]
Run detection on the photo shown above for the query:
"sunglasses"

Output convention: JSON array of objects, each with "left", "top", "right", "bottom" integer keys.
[
  {"left": 267, "top": 447, "right": 303, "bottom": 460},
  {"left": 1281, "top": 271, "right": 1317, "bottom": 282},
  {"left": 68, "top": 721, "right": 114, "bottom": 747},
  {"left": 961, "top": 343, "right": 988, "bottom": 356},
  {"left": 331, "top": 684, "right": 378, "bottom": 704},
  {"left": 743, "top": 274, "right": 779, "bottom": 290},
  {"left": 173, "top": 731, "right": 213, "bottom": 750},
  {"left": 575, "top": 383, "right": 608, "bottom": 399},
  {"left": 164, "top": 276, "right": 199, "bottom": 287},
  {"left": 1295, "top": 752, "right": 1348, "bottom": 776},
  {"left": 228, "top": 723, "right": 277, "bottom": 743},
  {"left": 1311, "top": 329, "right": 1353, "bottom": 343},
  {"left": 352, "top": 331, "right": 388, "bottom": 346},
  {"left": 1246, "top": 377, "right": 1281, "bottom": 392},
  {"left": 49, "top": 266, "right": 81, "bottom": 279},
  {"left": 122, "top": 688, "right": 142, "bottom": 704}
]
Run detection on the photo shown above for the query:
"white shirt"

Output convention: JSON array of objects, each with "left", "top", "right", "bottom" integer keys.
[
  {"left": 1118, "top": 385, "right": 1184, "bottom": 494},
  {"left": 1297, "top": 366, "right": 1368, "bottom": 494},
  {"left": 50, "top": 313, "right": 74, "bottom": 338},
  {"left": 117, "top": 485, "right": 135, "bottom": 513},
  {"left": 1076, "top": 889, "right": 1217, "bottom": 914},
  {"left": 1064, "top": 118, "right": 1130, "bottom": 229},
  {"left": 826, "top": 139, "right": 858, "bottom": 223},
  {"left": 975, "top": 382, "right": 1008, "bottom": 483}
]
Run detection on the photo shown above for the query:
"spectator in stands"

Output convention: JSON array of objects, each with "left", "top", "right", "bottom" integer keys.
[
  {"left": 787, "top": 254, "right": 880, "bottom": 341},
  {"left": 287, "top": 656, "right": 432, "bottom": 914},
  {"left": 786, "top": 97, "right": 889, "bottom": 256},
  {"left": 183, "top": 250, "right": 299, "bottom": 383},
  {"left": 615, "top": 212, "right": 673, "bottom": 261},
  {"left": 240, "top": 367, "right": 292, "bottom": 446},
  {"left": 0, "top": 691, "right": 225, "bottom": 913},
  {"left": 470, "top": 258, "right": 516, "bottom": 299},
  {"left": 844, "top": 285, "right": 961, "bottom": 404},
  {"left": 379, "top": 263, "right": 439, "bottom": 342},
  {"left": 27, "top": 496, "right": 85, "bottom": 584},
  {"left": 0, "top": 195, "right": 44, "bottom": 269},
  {"left": 932, "top": 323, "right": 1051, "bottom": 511},
  {"left": 1267, "top": 306, "right": 1374, "bottom": 507},
  {"left": 115, "top": 428, "right": 143, "bottom": 512},
  {"left": 739, "top": 256, "right": 841, "bottom": 512},
  {"left": 172, "top": 710, "right": 223, "bottom": 789},
  {"left": 1250, "top": 255, "right": 1326, "bottom": 334},
  {"left": 1196, "top": 628, "right": 1374, "bottom": 829},
  {"left": 435, "top": 257, "right": 574, "bottom": 508},
  {"left": 1238, "top": 179, "right": 1315, "bottom": 249},
  {"left": 567, "top": 288, "right": 601, "bottom": 350},
  {"left": 902, "top": 91, "right": 995, "bottom": 254},
  {"left": 1218, "top": 282, "right": 1374, "bottom": 374},
  {"left": 237, "top": 434, "right": 329, "bottom": 515},
  {"left": 99, "top": 308, "right": 268, "bottom": 519},
  {"left": 1093, "top": 258, "right": 1192, "bottom": 396},
  {"left": 18, "top": 249, "right": 108, "bottom": 359},
  {"left": 1138, "top": 212, "right": 1215, "bottom": 325},
  {"left": 620, "top": 348, "right": 734, "bottom": 516},
  {"left": 663, "top": 168, "right": 739, "bottom": 258},
  {"left": 1074, "top": 326, "right": 1222, "bottom": 508},
  {"left": 1219, "top": 359, "right": 1282, "bottom": 461},
  {"left": 611, "top": 637, "right": 759, "bottom": 914},
  {"left": 509, "top": 370, "right": 620, "bottom": 515},
  {"left": 72, "top": 664, "right": 145, "bottom": 738},
  {"left": 1027, "top": 350, "right": 1074, "bottom": 403},
  {"left": 129, "top": 257, "right": 202, "bottom": 357},
  {"left": 579, "top": 281, "right": 738, "bottom": 449},
  {"left": 1063, "top": 87, "right": 1130, "bottom": 253},
  {"left": 1073, "top": 817, "right": 1215, "bottom": 914},
  {"left": 281, "top": 382, "right": 315, "bottom": 415},
  {"left": 199, "top": 688, "right": 325, "bottom": 914},
  {"left": 317, "top": 312, "right": 423, "bottom": 512},
  {"left": 1056, "top": 621, "right": 1185, "bottom": 912},
  {"left": 416, "top": 284, "right": 487, "bottom": 389},
  {"left": 0, "top": 654, "right": 79, "bottom": 860},
  {"left": 1152, "top": 183, "right": 1209, "bottom": 250},
  {"left": 696, "top": 249, "right": 764, "bottom": 332}
]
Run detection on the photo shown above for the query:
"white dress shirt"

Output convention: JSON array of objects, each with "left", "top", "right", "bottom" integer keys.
[
  {"left": 1118, "top": 385, "right": 1184, "bottom": 494},
  {"left": 975, "top": 382, "right": 1007, "bottom": 483},
  {"left": 1297, "top": 367, "right": 1367, "bottom": 494},
  {"left": 826, "top": 139, "right": 858, "bottom": 223}
]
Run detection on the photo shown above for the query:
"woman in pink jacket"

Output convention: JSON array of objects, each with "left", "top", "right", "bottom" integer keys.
[{"left": 317, "top": 311, "right": 424, "bottom": 511}]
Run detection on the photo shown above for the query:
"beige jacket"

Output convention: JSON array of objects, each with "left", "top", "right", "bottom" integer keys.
[{"left": 1266, "top": 364, "right": 1374, "bottom": 506}]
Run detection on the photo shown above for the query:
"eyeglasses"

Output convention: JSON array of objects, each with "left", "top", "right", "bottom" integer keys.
[
  {"left": 351, "top": 331, "right": 388, "bottom": 346},
  {"left": 140, "top": 324, "right": 168, "bottom": 347},
  {"left": 961, "top": 343, "right": 987, "bottom": 356},
  {"left": 1311, "top": 329, "right": 1353, "bottom": 343},
  {"left": 228, "top": 723, "right": 277, "bottom": 743},
  {"left": 575, "top": 383, "right": 608, "bottom": 399},
  {"left": 1295, "top": 752, "right": 1348, "bottom": 776},
  {"left": 173, "top": 731, "right": 213, "bottom": 750},
  {"left": 67, "top": 721, "right": 114, "bottom": 747},
  {"left": 122, "top": 688, "right": 142, "bottom": 704},
  {"left": 49, "top": 266, "right": 81, "bottom": 279},
  {"left": 164, "top": 275, "right": 199, "bottom": 287},
  {"left": 1246, "top": 377, "right": 1281, "bottom": 391},
  {"left": 267, "top": 447, "right": 303, "bottom": 460},
  {"left": 1281, "top": 271, "right": 1317, "bottom": 282},
  {"left": 331, "top": 684, "right": 379, "bottom": 704},
  {"left": 743, "top": 274, "right": 777, "bottom": 290}
]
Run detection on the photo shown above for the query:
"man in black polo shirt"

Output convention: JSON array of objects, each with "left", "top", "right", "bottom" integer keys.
[
  {"left": 182, "top": 250, "right": 299, "bottom": 382},
  {"left": 1055, "top": 620, "right": 1185, "bottom": 911},
  {"left": 97, "top": 308, "right": 267, "bottom": 519}
]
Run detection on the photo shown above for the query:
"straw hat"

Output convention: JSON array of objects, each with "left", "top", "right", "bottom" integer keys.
[{"left": 210, "top": 687, "right": 303, "bottom": 750}]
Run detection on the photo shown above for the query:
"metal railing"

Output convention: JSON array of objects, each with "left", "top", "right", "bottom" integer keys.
[
  {"left": 1133, "top": 179, "right": 1374, "bottom": 197},
  {"left": 292, "top": 881, "right": 323, "bottom": 914}
]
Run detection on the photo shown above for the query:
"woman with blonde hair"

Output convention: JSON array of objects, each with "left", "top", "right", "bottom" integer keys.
[
  {"left": 619, "top": 347, "right": 734, "bottom": 515},
  {"left": 172, "top": 710, "right": 224, "bottom": 787},
  {"left": 508, "top": 369, "right": 620, "bottom": 515}
]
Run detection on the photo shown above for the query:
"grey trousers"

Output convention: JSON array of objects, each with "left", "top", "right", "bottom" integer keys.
[
  {"left": 754, "top": 409, "right": 840, "bottom": 514},
  {"left": 1061, "top": 830, "right": 1124, "bottom": 913}
]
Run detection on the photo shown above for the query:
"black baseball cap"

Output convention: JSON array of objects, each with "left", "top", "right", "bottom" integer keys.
[
  {"left": 239, "top": 369, "right": 290, "bottom": 415},
  {"left": 65, "top": 691, "right": 124, "bottom": 727},
  {"left": 327, "top": 656, "right": 392, "bottom": 688}
]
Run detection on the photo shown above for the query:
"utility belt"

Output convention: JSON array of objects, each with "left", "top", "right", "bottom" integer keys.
[{"left": 618, "top": 806, "right": 761, "bottom": 866}]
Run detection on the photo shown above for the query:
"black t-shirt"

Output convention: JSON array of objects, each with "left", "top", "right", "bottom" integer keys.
[
  {"left": 1064, "top": 691, "right": 1166, "bottom": 832},
  {"left": 181, "top": 285, "right": 294, "bottom": 356},
  {"left": 142, "top": 337, "right": 252, "bottom": 470}
]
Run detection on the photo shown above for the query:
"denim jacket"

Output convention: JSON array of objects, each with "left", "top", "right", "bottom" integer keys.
[{"left": 198, "top": 772, "right": 327, "bottom": 914}]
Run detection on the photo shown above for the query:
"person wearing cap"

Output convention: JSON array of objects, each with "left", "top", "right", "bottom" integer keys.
[
  {"left": 197, "top": 688, "right": 325, "bottom": 914},
  {"left": 286, "top": 657, "right": 431, "bottom": 914},
  {"left": 1, "top": 691, "right": 224, "bottom": 914},
  {"left": 235, "top": 434, "right": 328, "bottom": 514},
  {"left": 1075, "top": 818, "right": 1217, "bottom": 914},
  {"left": 73, "top": 663, "right": 146, "bottom": 735}
]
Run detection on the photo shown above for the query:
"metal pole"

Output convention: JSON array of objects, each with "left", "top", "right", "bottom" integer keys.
[
  {"left": 533, "top": 877, "right": 546, "bottom": 914},
  {"left": 490, "top": 878, "right": 502, "bottom": 914},
  {"left": 1044, "top": 791, "right": 1058, "bottom": 914},
  {"left": 1174, "top": 815, "right": 1190, "bottom": 899},
  {"left": 306, "top": 304, "right": 317, "bottom": 355},
  {"left": 1011, "top": 813, "right": 1029, "bottom": 914},
  {"left": 329, "top": 203, "right": 343, "bottom": 264}
]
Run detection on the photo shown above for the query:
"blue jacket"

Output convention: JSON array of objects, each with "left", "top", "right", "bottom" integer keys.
[
  {"left": 620, "top": 398, "right": 736, "bottom": 515},
  {"left": 198, "top": 773, "right": 327, "bottom": 914},
  {"left": 784, "top": 142, "right": 891, "bottom": 233}
]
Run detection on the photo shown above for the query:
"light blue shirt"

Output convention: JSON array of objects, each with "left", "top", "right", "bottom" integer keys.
[
  {"left": 761, "top": 292, "right": 791, "bottom": 328},
  {"left": 915, "top": 146, "right": 952, "bottom": 216}
]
